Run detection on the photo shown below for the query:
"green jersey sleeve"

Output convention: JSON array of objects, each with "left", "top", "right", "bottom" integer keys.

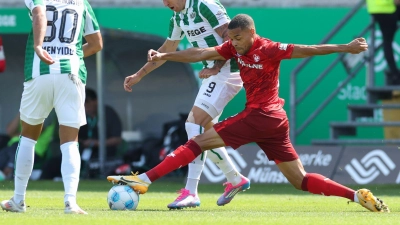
[
  {"left": 168, "top": 15, "right": 185, "bottom": 41},
  {"left": 24, "top": 0, "right": 45, "bottom": 15},
  {"left": 84, "top": 0, "right": 100, "bottom": 36},
  {"left": 199, "top": 0, "right": 230, "bottom": 29}
]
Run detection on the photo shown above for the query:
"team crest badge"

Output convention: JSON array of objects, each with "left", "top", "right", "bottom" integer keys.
[
  {"left": 253, "top": 54, "right": 260, "bottom": 62},
  {"left": 190, "top": 12, "right": 196, "bottom": 19},
  {"left": 279, "top": 43, "right": 288, "bottom": 51}
]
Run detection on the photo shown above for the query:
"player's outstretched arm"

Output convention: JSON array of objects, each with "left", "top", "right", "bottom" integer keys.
[
  {"left": 148, "top": 47, "right": 225, "bottom": 63},
  {"left": 123, "top": 39, "right": 180, "bottom": 92},
  {"left": 32, "top": 6, "right": 54, "bottom": 65},
  {"left": 134, "top": 39, "right": 180, "bottom": 78},
  {"left": 291, "top": 38, "right": 368, "bottom": 58},
  {"left": 83, "top": 32, "right": 103, "bottom": 58}
]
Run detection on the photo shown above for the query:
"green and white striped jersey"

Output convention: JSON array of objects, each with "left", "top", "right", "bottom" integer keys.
[
  {"left": 24, "top": 0, "right": 100, "bottom": 84},
  {"left": 168, "top": 0, "right": 238, "bottom": 72}
]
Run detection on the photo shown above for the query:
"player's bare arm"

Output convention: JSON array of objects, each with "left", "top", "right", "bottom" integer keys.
[
  {"left": 148, "top": 47, "right": 225, "bottom": 63},
  {"left": 83, "top": 32, "right": 103, "bottom": 58},
  {"left": 32, "top": 6, "right": 54, "bottom": 65},
  {"left": 291, "top": 38, "right": 368, "bottom": 58},
  {"left": 136, "top": 39, "right": 180, "bottom": 77},
  {"left": 199, "top": 23, "right": 230, "bottom": 79},
  {"left": 123, "top": 39, "right": 180, "bottom": 92}
]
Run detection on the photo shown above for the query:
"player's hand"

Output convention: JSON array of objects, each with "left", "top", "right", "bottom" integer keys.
[
  {"left": 199, "top": 67, "right": 219, "bottom": 79},
  {"left": 34, "top": 46, "right": 55, "bottom": 65},
  {"left": 347, "top": 37, "right": 368, "bottom": 54},
  {"left": 124, "top": 73, "right": 142, "bottom": 92},
  {"left": 147, "top": 49, "right": 164, "bottom": 62}
]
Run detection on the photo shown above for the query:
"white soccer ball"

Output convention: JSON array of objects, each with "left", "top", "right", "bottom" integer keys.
[{"left": 107, "top": 185, "right": 140, "bottom": 210}]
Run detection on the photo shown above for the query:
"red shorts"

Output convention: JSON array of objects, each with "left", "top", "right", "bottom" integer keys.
[{"left": 214, "top": 108, "right": 298, "bottom": 162}]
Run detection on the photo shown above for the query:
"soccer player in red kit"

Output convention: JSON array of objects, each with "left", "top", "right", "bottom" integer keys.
[{"left": 108, "top": 14, "right": 389, "bottom": 212}]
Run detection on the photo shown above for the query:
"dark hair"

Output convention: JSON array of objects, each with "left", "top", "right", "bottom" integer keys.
[
  {"left": 85, "top": 88, "right": 97, "bottom": 101},
  {"left": 228, "top": 14, "right": 255, "bottom": 30}
]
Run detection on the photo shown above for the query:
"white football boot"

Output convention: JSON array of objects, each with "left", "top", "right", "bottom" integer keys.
[
  {"left": 64, "top": 201, "right": 88, "bottom": 214},
  {"left": 0, "top": 198, "right": 26, "bottom": 213}
]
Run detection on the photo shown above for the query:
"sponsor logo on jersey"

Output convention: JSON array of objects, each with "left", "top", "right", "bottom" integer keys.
[
  {"left": 253, "top": 54, "right": 260, "bottom": 62},
  {"left": 345, "top": 150, "right": 396, "bottom": 184},
  {"left": 215, "top": 10, "right": 225, "bottom": 20},
  {"left": 238, "top": 58, "right": 263, "bottom": 69},
  {"left": 186, "top": 26, "right": 207, "bottom": 37},
  {"left": 279, "top": 43, "right": 288, "bottom": 51},
  {"left": 216, "top": 11, "right": 224, "bottom": 16}
]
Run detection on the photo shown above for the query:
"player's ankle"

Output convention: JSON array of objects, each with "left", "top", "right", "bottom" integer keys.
[{"left": 138, "top": 173, "right": 151, "bottom": 184}]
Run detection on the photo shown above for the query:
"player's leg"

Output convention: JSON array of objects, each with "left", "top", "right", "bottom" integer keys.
[
  {"left": 260, "top": 109, "right": 389, "bottom": 212},
  {"left": 1, "top": 76, "right": 53, "bottom": 213},
  {"left": 169, "top": 75, "right": 245, "bottom": 208},
  {"left": 276, "top": 159, "right": 389, "bottom": 212},
  {"left": 0, "top": 121, "right": 43, "bottom": 213},
  {"left": 145, "top": 127, "right": 227, "bottom": 183},
  {"left": 205, "top": 117, "right": 248, "bottom": 186},
  {"left": 166, "top": 107, "right": 211, "bottom": 209},
  {"left": 54, "top": 74, "right": 87, "bottom": 214},
  {"left": 108, "top": 128, "right": 225, "bottom": 194},
  {"left": 166, "top": 108, "right": 251, "bottom": 205},
  {"left": 107, "top": 108, "right": 253, "bottom": 196},
  {"left": 204, "top": 118, "right": 250, "bottom": 206}
]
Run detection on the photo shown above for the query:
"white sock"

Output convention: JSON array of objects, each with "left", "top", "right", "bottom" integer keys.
[
  {"left": 353, "top": 193, "right": 359, "bottom": 203},
  {"left": 186, "top": 152, "right": 207, "bottom": 195},
  {"left": 13, "top": 136, "right": 36, "bottom": 204},
  {"left": 184, "top": 122, "right": 206, "bottom": 195},
  {"left": 207, "top": 147, "right": 242, "bottom": 186},
  {"left": 138, "top": 173, "right": 151, "bottom": 184},
  {"left": 61, "top": 142, "right": 81, "bottom": 206}
]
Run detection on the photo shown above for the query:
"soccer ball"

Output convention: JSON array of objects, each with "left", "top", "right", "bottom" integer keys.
[{"left": 107, "top": 185, "right": 140, "bottom": 210}]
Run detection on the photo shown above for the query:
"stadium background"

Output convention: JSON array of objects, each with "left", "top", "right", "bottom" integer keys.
[{"left": 1, "top": 0, "right": 399, "bottom": 184}]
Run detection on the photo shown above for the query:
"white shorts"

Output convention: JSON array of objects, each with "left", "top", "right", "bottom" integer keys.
[
  {"left": 194, "top": 72, "right": 243, "bottom": 119},
  {"left": 19, "top": 74, "right": 86, "bottom": 129}
]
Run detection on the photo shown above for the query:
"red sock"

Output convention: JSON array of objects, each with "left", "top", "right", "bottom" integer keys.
[
  {"left": 301, "top": 173, "right": 355, "bottom": 201},
  {"left": 146, "top": 140, "right": 202, "bottom": 182}
]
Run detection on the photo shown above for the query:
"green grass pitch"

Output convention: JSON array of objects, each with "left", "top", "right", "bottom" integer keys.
[{"left": 0, "top": 180, "right": 399, "bottom": 225}]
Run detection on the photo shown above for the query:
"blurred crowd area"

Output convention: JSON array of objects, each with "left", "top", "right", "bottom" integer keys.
[{"left": 0, "top": 0, "right": 361, "bottom": 7}]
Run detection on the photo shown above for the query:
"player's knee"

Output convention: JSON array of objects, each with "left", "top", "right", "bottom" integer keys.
[
  {"left": 186, "top": 111, "right": 196, "bottom": 124},
  {"left": 186, "top": 111, "right": 210, "bottom": 127}
]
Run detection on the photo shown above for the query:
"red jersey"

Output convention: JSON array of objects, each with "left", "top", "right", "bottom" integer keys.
[{"left": 215, "top": 36, "right": 294, "bottom": 111}]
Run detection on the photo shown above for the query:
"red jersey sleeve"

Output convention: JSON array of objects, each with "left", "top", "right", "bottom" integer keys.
[
  {"left": 261, "top": 41, "right": 294, "bottom": 61},
  {"left": 215, "top": 41, "right": 234, "bottom": 60}
]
